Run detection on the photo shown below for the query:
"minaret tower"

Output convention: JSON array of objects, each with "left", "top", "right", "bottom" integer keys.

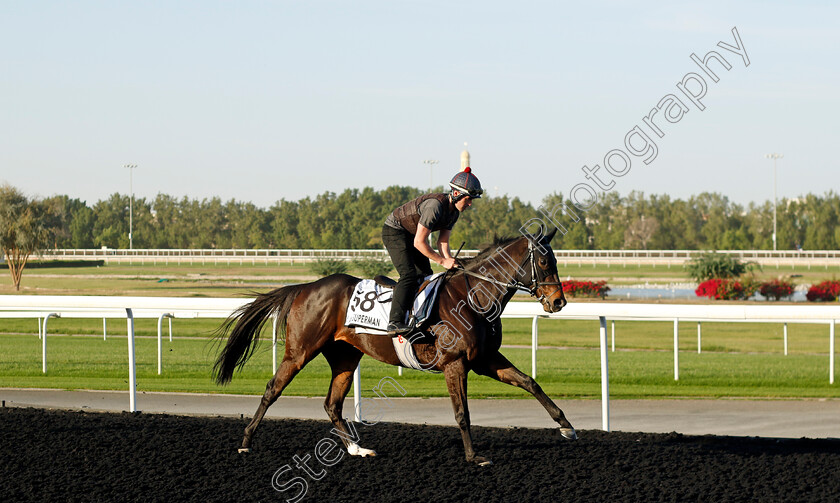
[{"left": 460, "top": 142, "right": 470, "bottom": 171}]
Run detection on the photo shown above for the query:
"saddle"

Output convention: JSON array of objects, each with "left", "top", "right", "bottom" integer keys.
[
  {"left": 345, "top": 272, "right": 445, "bottom": 335},
  {"left": 373, "top": 275, "right": 397, "bottom": 288},
  {"left": 346, "top": 272, "right": 446, "bottom": 372}
]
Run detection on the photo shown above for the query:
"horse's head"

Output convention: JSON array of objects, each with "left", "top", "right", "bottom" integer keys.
[
  {"left": 461, "top": 230, "right": 566, "bottom": 314},
  {"left": 523, "top": 227, "right": 566, "bottom": 313}
]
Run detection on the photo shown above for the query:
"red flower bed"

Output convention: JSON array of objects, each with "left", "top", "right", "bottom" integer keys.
[
  {"left": 758, "top": 278, "right": 795, "bottom": 301},
  {"left": 806, "top": 280, "right": 840, "bottom": 302},
  {"left": 695, "top": 278, "right": 756, "bottom": 300},
  {"left": 562, "top": 280, "right": 610, "bottom": 299}
]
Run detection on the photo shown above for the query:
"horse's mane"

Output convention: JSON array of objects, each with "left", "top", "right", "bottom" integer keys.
[{"left": 459, "top": 235, "right": 522, "bottom": 271}]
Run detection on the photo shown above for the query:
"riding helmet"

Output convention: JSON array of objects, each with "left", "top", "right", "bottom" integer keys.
[{"left": 449, "top": 167, "right": 483, "bottom": 200}]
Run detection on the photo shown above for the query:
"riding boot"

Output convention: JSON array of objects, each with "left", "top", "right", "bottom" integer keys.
[{"left": 388, "top": 274, "right": 417, "bottom": 334}]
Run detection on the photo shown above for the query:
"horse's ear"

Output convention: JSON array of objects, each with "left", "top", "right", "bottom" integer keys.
[{"left": 546, "top": 227, "right": 558, "bottom": 242}]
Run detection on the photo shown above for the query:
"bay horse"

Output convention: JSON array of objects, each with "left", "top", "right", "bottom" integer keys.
[{"left": 213, "top": 229, "right": 577, "bottom": 465}]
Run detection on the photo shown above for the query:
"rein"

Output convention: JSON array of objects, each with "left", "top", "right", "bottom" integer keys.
[{"left": 457, "top": 239, "right": 563, "bottom": 303}]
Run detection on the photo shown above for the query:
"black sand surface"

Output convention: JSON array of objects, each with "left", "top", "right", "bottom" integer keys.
[{"left": 2, "top": 407, "right": 839, "bottom": 502}]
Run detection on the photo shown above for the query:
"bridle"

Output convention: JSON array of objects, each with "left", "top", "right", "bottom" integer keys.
[{"left": 457, "top": 238, "right": 564, "bottom": 306}]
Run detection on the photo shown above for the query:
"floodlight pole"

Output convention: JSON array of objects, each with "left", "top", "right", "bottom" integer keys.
[
  {"left": 423, "top": 159, "right": 439, "bottom": 192},
  {"left": 764, "top": 154, "right": 783, "bottom": 251},
  {"left": 422, "top": 159, "right": 440, "bottom": 246},
  {"left": 124, "top": 164, "right": 137, "bottom": 249}
]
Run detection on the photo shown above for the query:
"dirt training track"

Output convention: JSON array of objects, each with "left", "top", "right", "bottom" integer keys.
[{"left": 3, "top": 407, "right": 840, "bottom": 502}]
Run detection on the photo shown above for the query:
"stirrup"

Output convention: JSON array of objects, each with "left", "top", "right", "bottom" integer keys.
[
  {"left": 387, "top": 315, "right": 417, "bottom": 335},
  {"left": 386, "top": 321, "right": 412, "bottom": 335}
]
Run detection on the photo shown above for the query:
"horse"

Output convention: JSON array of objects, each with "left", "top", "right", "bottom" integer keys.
[{"left": 213, "top": 228, "right": 577, "bottom": 465}]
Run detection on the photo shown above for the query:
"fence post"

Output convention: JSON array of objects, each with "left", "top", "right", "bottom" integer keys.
[
  {"left": 784, "top": 323, "right": 788, "bottom": 356},
  {"left": 103, "top": 318, "right": 107, "bottom": 340},
  {"left": 126, "top": 308, "right": 137, "bottom": 412},
  {"left": 674, "top": 319, "right": 679, "bottom": 381},
  {"left": 531, "top": 316, "right": 538, "bottom": 378},
  {"left": 697, "top": 322, "right": 702, "bottom": 354},
  {"left": 353, "top": 362, "right": 362, "bottom": 423},
  {"left": 157, "top": 313, "right": 173, "bottom": 375},
  {"left": 611, "top": 320, "right": 615, "bottom": 352},
  {"left": 599, "top": 316, "right": 610, "bottom": 431},
  {"left": 41, "top": 313, "right": 59, "bottom": 373},
  {"left": 831, "top": 319, "right": 835, "bottom": 385}
]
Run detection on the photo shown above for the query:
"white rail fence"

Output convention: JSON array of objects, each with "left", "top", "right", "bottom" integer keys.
[
  {"left": 1, "top": 296, "right": 837, "bottom": 431},
  {"left": 28, "top": 248, "right": 840, "bottom": 267}
]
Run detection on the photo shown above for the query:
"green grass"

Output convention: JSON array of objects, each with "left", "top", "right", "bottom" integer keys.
[
  {"left": 3, "top": 317, "right": 830, "bottom": 354},
  {"left": 6, "top": 260, "right": 840, "bottom": 296},
  {"left": 0, "top": 317, "right": 226, "bottom": 339},
  {"left": 1, "top": 328, "right": 836, "bottom": 399},
  {"left": 2, "top": 260, "right": 838, "bottom": 400},
  {"left": 555, "top": 262, "right": 840, "bottom": 286},
  {"left": 481, "top": 318, "right": 831, "bottom": 354}
]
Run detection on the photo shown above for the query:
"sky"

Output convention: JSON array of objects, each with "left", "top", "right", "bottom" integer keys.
[{"left": 1, "top": 0, "right": 838, "bottom": 209}]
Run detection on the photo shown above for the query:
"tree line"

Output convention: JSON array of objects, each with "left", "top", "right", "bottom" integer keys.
[{"left": 7, "top": 184, "right": 840, "bottom": 252}]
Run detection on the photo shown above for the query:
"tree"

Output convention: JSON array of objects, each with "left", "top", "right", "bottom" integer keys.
[
  {"left": 802, "top": 194, "right": 838, "bottom": 250},
  {"left": 0, "top": 185, "right": 51, "bottom": 291},
  {"left": 269, "top": 199, "right": 302, "bottom": 248},
  {"left": 686, "top": 251, "right": 757, "bottom": 283},
  {"left": 41, "top": 195, "right": 95, "bottom": 248},
  {"left": 588, "top": 192, "right": 627, "bottom": 249},
  {"left": 91, "top": 193, "right": 129, "bottom": 248},
  {"left": 7, "top": 187, "right": 840, "bottom": 252},
  {"left": 624, "top": 216, "right": 659, "bottom": 249}
]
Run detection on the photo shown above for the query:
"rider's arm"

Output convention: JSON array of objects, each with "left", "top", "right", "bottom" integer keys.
[
  {"left": 415, "top": 224, "right": 457, "bottom": 269},
  {"left": 437, "top": 229, "right": 452, "bottom": 259}
]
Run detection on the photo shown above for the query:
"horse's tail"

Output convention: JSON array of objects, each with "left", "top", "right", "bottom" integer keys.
[{"left": 213, "top": 284, "right": 306, "bottom": 385}]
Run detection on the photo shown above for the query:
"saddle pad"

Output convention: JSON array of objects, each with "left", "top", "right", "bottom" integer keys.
[
  {"left": 344, "top": 281, "right": 393, "bottom": 333},
  {"left": 391, "top": 332, "right": 439, "bottom": 371},
  {"left": 345, "top": 272, "right": 445, "bottom": 335}
]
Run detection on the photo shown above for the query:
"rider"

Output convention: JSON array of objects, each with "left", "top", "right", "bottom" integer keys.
[{"left": 382, "top": 167, "right": 483, "bottom": 334}]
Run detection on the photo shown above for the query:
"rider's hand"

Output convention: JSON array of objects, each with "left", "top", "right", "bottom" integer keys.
[{"left": 440, "top": 257, "right": 459, "bottom": 269}]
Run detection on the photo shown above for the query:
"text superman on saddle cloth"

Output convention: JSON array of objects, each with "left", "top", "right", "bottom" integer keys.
[{"left": 378, "top": 166, "right": 483, "bottom": 335}]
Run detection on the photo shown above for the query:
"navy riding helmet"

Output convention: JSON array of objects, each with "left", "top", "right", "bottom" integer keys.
[{"left": 449, "top": 167, "right": 483, "bottom": 201}]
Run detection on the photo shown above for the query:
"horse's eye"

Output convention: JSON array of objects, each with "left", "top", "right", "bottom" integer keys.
[{"left": 539, "top": 257, "right": 547, "bottom": 266}]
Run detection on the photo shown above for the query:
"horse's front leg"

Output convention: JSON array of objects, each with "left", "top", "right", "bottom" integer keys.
[
  {"left": 475, "top": 351, "right": 577, "bottom": 440},
  {"left": 444, "top": 359, "right": 492, "bottom": 466}
]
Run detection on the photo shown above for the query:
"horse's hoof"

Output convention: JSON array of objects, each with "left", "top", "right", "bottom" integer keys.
[
  {"left": 238, "top": 447, "right": 251, "bottom": 454},
  {"left": 560, "top": 427, "right": 578, "bottom": 440},
  {"left": 469, "top": 456, "right": 493, "bottom": 466},
  {"left": 347, "top": 442, "right": 377, "bottom": 457}
]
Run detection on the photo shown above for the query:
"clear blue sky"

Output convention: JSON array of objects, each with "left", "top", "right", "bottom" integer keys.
[{"left": 1, "top": 1, "right": 837, "bottom": 208}]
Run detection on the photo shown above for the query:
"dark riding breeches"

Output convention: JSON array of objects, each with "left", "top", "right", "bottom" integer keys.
[{"left": 381, "top": 224, "right": 433, "bottom": 324}]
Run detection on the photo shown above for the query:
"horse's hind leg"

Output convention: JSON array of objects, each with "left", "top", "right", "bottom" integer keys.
[
  {"left": 474, "top": 351, "right": 577, "bottom": 440},
  {"left": 321, "top": 343, "right": 376, "bottom": 457},
  {"left": 239, "top": 353, "right": 313, "bottom": 453},
  {"left": 445, "top": 359, "right": 492, "bottom": 466}
]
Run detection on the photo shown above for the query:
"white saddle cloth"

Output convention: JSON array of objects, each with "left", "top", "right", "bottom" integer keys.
[{"left": 345, "top": 272, "right": 445, "bottom": 370}]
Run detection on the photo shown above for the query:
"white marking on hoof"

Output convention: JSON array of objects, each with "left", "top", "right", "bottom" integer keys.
[
  {"left": 347, "top": 442, "right": 377, "bottom": 457},
  {"left": 238, "top": 448, "right": 251, "bottom": 454},
  {"left": 560, "top": 428, "right": 578, "bottom": 440},
  {"left": 469, "top": 455, "right": 493, "bottom": 466}
]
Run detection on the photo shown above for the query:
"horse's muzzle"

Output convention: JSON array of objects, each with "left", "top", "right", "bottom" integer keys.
[{"left": 542, "top": 296, "right": 566, "bottom": 313}]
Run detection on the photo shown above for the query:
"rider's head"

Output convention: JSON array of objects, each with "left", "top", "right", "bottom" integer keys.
[{"left": 449, "top": 167, "right": 483, "bottom": 204}]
